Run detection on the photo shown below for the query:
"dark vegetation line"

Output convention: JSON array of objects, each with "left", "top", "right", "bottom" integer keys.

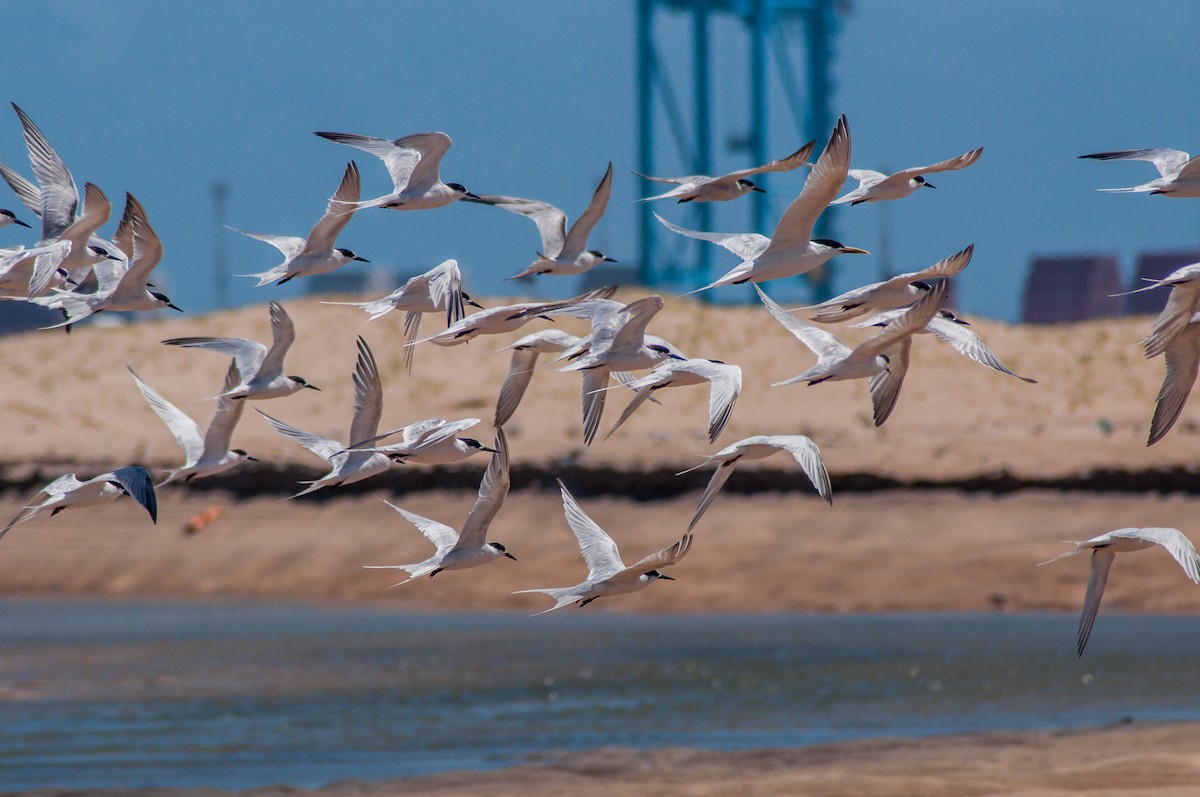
[{"left": 3, "top": 462, "right": 1200, "bottom": 501}]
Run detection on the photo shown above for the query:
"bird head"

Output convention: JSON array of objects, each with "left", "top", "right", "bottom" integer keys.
[
  {"left": 488, "top": 542, "right": 517, "bottom": 561},
  {"left": 447, "top": 183, "right": 481, "bottom": 200},
  {"left": 644, "top": 569, "right": 674, "bottom": 581},
  {"left": 233, "top": 449, "right": 259, "bottom": 462},
  {"left": 336, "top": 247, "right": 370, "bottom": 263},
  {"left": 589, "top": 250, "right": 617, "bottom": 263},
  {"left": 151, "top": 291, "right": 183, "bottom": 312},
  {"left": 737, "top": 178, "right": 767, "bottom": 194},
  {"left": 914, "top": 175, "right": 935, "bottom": 189},
  {"left": 461, "top": 438, "right": 499, "bottom": 454},
  {"left": 290, "top": 376, "right": 321, "bottom": 391}
]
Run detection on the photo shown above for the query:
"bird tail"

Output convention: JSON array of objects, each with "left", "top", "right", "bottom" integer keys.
[
  {"left": 239, "top": 265, "right": 289, "bottom": 287},
  {"left": 512, "top": 587, "right": 580, "bottom": 615},
  {"left": 1037, "top": 543, "right": 1086, "bottom": 567}
]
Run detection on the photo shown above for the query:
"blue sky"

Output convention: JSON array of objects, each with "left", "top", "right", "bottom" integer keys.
[{"left": 2, "top": 1, "right": 1198, "bottom": 321}]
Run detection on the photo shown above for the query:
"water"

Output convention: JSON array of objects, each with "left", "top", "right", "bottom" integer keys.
[{"left": 2, "top": 599, "right": 1200, "bottom": 791}]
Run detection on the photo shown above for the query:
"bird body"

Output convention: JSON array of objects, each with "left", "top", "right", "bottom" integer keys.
[
  {"left": 414, "top": 285, "right": 617, "bottom": 347},
  {"left": 347, "top": 417, "right": 497, "bottom": 465},
  {"left": 604, "top": 357, "right": 742, "bottom": 444},
  {"left": 1, "top": 466, "right": 157, "bottom": 541},
  {"left": 315, "top": 131, "right": 477, "bottom": 210},
  {"left": 1080, "top": 148, "right": 1200, "bottom": 197}
]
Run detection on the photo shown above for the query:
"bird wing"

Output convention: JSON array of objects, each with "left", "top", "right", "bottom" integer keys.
[
  {"left": 624, "top": 531, "right": 693, "bottom": 573},
  {"left": 894, "top": 243, "right": 975, "bottom": 283},
  {"left": 673, "top": 359, "right": 742, "bottom": 443},
  {"left": 382, "top": 499, "right": 460, "bottom": 554},
  {"left": 255, "top": 408, "right": 344, "bottom": 463},
  {"left": 494, "top": 348, "right": 541, "bottom": 427},
  {"left": 581, "top": 368, "right": 609, "bottom": 447},
  {"left": 203, "top": 362, "right": 248, "bottom": 455},
  {"left": 921, "top": 313, "right": 1035, "bottom": 383},
  {"left": 1077, "top": 547, "right": 1116, "bottom": 656},
  {"left": 475, "top": 194, "right": 568, "bottom": 258},
  {"left": 1079, "top": 148, "right": 1191, "bottom": 178},
  {"left": 117, "top": 194, "right": 163, "bottom": 289},
  {"left": 452, "top": 428, "right": 510, "bottom": 550},
  {"left": 609, "top": 295, "right": 665, "bottom": 352},
  {"left": 302, "top": 161, "right": 359, "bottom": 254},
  {"left": 774, "top": 436, "right": 834, "bottom": 504},
  {"left": 653, "top": 212, "right": 770, "bottom": 261},
  {"left": 260, "top": 301, "right": 297, "bottom": 377},
  {"left": 1110, "top": 528, "right": 1200, "bottom": 583},
  {"left": 763, "top": 114, "right": 850, "bottom": 255},
  {"left": 0, "top": 162, "right": 43, "bottom": 219},
  {"left": 128, "top": 366, "right": 205, "bottom": 463},
  {"left": 687, "top": 457, "right": 738, "bottom": 533},
  {"left": 879, "top": 147, "right": 984, "bottom": 186},
  {"left": 726, "top": 140, "right": 815, "bottom": 179},
  {"left": 557, "top": 479, "right": 625, "bottom": 581},
  {"left": 161, "top": 335, "right": 267, "bottom": 381},
  {"left": 854, "top": 280, "right": 948, "bottom": 358},
  {"left": 756, "top": 284, "right": 852, "bottom": 361},
  {"left": 602, "top": 385, "right": 656, "bottom": 443},
  {"left": 426, "top": 258, "right": 464, "bottom": 325},
  {"left": 1176, "top": 155, "right": 1200, "bottom": 181},
  {"left": 231, "top": 227, "right": 306, "bottom": 259},
  {"left": 1148, "top": 324, "right": 1200, "bottom": 446},
  {"left": 561, "top": 162, "right": 614, "bottom": 257},
  {"left": 348, "top": 337, "right": 383, "bottom": 449},
  {"left": 314, "top": 131, "right": 422, "bottom": 191},
  {"left": 107, "top": 466, "right": 158, "bottom": 524},
  {"left": 12, "top": 103, "right": 78, "bottom": 240},
  {"left": 868, "top": 338, "right": 911, "bottom": 427},
  {"left": 1143, "top": 280, "right": 1200, "bottom": 359},
  {"left": 392, "top": 132, "right": 453, "bottom": 191}
]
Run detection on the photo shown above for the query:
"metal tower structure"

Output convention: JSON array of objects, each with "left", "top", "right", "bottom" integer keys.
[{"left": 636, "top": 0, "right": 843, "bottom": 299}]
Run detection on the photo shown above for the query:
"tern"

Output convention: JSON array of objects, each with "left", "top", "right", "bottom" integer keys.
[
  {"left": 1, "top": 466, "right": 157, "bottom": 542},
  {"left": 345, "top": 417, "right": 498, "bottom": 465},
  {"left": 800, "top": 244, "right": 974, "bottom": 324},
  {"left": 1040, "top": 527, "right": 1200, "bottom": 656},
  {"left": 128, "top": 364, "right": 256, "bottom": 485},
  {"left": 315, "top": 130, "right": 478, "bottom": 210},
  {"left": 163, "top": 301, "right": 320, "bottom": 399},
  {"left": 0, "top": 208, "right": 29, "bottom": 229},
  {"left": 38, "top": 193, "right": 182, "bottom": 330},
  {"left": 470, "top": 162, "right": 616, "bottom": 278},
  {"left": 1079, "top": 148, "right": 1200, "bottom": 197},
  {"left": 321, "top": 258, "right": 479, "bottom": 371},
  {"left": 1118, "top": 262, "right": 1200, "bottom": 359},
  {"left": 680, "top": 435, "right": 832, "bottom": 533},
  {"left": 603, "top": 357, "right": 742, "bottom": 444},
  {"left": 1146, "top": 313, "right": 1200, "bottom": 446},
  {"left": 493, "top": 329, "right": 583, "bottom": 426},
  {"left": 255, "top": 337, "right": 392, "bottom": 497},
  {"left": 760, "top": 280, "right": 948, "bottom": 388},
  {"left": 830, "top": 147, "right": 983, "bottom": 205},
  {"left": 363, "top": 428, "right": 515, "bottom": 583},
  {"left": 674, "top": 115, "right": 868, "bottom": 293},
  {"left": 413, "top": 285, "right": 617, "bottom": 347},
  {"left": 237, "top": 161, "right": 368, "bottom": 286},
  {"left": 514, "top": 479, "right": 691, "bottom": 614},
  {"left": 633, "top": 140, "right": 814, "bottom": 203}
]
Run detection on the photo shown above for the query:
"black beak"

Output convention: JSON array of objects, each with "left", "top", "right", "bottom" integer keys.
[
  {"left": 466, "top": 298, "right": 484, "bottom": 309},
  {"left": 658, "top": 574, "right": 675, "bottom": 581},
  {"left": 107, "top": 254, "right": 122, "bottom": 261},
  {"left": 246, "top": 455, "right": 260, "bottom": 461},
  {"left": 13, "top": 218, "right": 31, "bottom": 228},
  {"left": 307, "top": 384, "right": 322, "bottom": 391},
  {"left": 479, "top": 445, "right": 500, "bottom": 454},
  {"left": 924, "top": 181, "right": 936, "bottom": 189},
  {"left": 354, "top": 256, "right": 370, "bottom": 263},
  {"left": 464, "top": 191, "right": 482, "bottom": 200},
  {"left": 603, "top": 257, "right": 618, "bottom": 263},
  {"left": 751, "top": 185, "right": 767, "bottom": 194},
  {"left": 167, "top": 303, "right": 184, "bottom": 312},
  {"left": 504, "top": 552, "right": 517, "bottom": 561}
]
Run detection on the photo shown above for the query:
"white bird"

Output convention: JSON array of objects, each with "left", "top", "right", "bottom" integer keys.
[
  {"left": 634, "top": 140, "right": 814, "bottom": 203},
  {"left": 680, "top": 435, "right": 832, "bottom": 533},
  {"left": 413, "top": 285, "right": 617, "bottom": 347},
  {"left": 1146, "top": 314, "right": 1200, "bottom": 446},
  {"left": 346, "top": 417, "right": 498, "bottom": 465},
  {"left": 1079, "top": 148, "right": 1200, "bottom": 198},
  {"left": 1, "top": 466, "right": 157, "bottom": 542},
  {"left": 39, "top": 193, "right": 182, "bottom": 330},
  {"left": 760, "top": 280, "right": 948, "bottom": 388},
  {"left": 799, "top": 244, "right": 974, "bottom": 324},
  {"left": 471, "top": 162, "right": 616, "bottom": 278},
  {"left": 1039, "top": 527, "right": 1200, "bottom": 656},
  {"left": 514, "top": 480, "right": 691, "bottom": 614},
  {"left": 0, "top": 208, "right": 30, "bottom": 230},
  {"left": 363, "top": 428, "right": 515, "bottom": 583},
  {"left": 603, "top": 357, "right": 742, "bottom": 444},
  {"left": 493, "top": 329, "right": 583, "bottom": 426},
  {"left": 128, "top": 364, "right": 256, "bottom": 485},
  {"left": 321, "top": 258, "right": 479, "bottom": 371},
  {"left": 255, "top": 337, "right": 392, "bottom": 497},
  {"left": 315, "top": 130, "right": 478, "bottom": 210},
  {"left": 830, "top": 147, "right": 983, "bottom": 205},
  {"left": 676, "top": 115, "right": 869, "bottom": 293},
  {"left": 1118, "top": 262, "right": 1200, "bottom": 359},
  {"left": 237, "top": 162, "right": 368, "bottom": 286},
  {"left": 163, "top": 301, "right": 320, "bottom": 399},
  {"left": 851, "top": 308, "right": 1038, "bottom": 386}
]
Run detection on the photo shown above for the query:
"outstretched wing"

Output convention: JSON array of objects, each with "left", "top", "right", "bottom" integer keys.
[{"left": 557, "top": 479, "right": 625, "bottom": 581}]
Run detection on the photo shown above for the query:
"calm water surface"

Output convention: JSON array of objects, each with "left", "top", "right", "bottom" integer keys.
[{"left": 1, "top": 599, "right": 1199, "bottom": 791}]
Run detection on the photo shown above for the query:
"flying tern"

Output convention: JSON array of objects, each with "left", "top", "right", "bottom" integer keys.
[
  {"left": 680, "top": 435, "right": 832, "bottom": 533},
  {"left": 633, "top": 140, "right": 814, "bottom": 203},
  {"left": 413, "top": 285, "right": 617, "bottom": 347},
  {"left": 800, "top": 244, "right": 974, "bottom": 324},
  {"left": 1040, "top": 527, "right": 1200, "bottom": 656},
  {"left": 315, "top": 130, "right": 478, "bottom": 210},
  {"left": 345, "top": 417, "right": 498, "bottom": 465},
  {"left": 1, "top": 466, "right": 157, "bottom": 542},
  {"left": 163, "top": 301, "right": 319, "bottom": 399},
  {"left": 672, "top": 115, "right": 868, "bottom": 293},
  {"left": 830, "top": 147, "right": 983, "bottom": 205},
  {"left": 1079, "top": 148, "right": 1200, "bottom": 198},
  {"left": 363, "top": 428, "right": 515, "bottom": 583},
  {"left": 514, "top": 480, "right": 691, "bottom": 614},
  {"left": 237, "top": 162, "right": 368, "bottom": 286},
  {"left": 603, "top": 357, "right": 742, "bottom": 444},
  {"left": 255, "top": 337, "right": 392, "bottom": 496},
  {"left": 128, "top": 364, "right": 256, "bottom": 485},
  {"left": 470, "top": 162, "right": 616, "bottom": 278}
]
